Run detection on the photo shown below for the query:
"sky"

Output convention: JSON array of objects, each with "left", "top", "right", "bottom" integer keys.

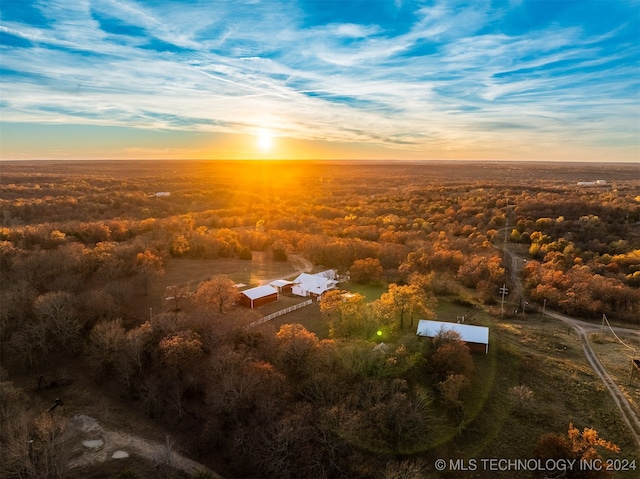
[{"left": 1, "top": 0, "right": 639, "bottom": 162}]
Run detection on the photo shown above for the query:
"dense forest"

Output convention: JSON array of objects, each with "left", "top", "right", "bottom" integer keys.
[{"left": 1, "top": 160, "right": 638, "bottom": 478}]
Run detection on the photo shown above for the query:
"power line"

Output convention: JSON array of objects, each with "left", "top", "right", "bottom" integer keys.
[{"left": 602, "top": 314, "right": 635, "bottom": 352}]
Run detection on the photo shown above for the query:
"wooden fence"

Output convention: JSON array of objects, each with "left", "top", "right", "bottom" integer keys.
[{"left": 247, "top": 299, "right": 313, "bottom": 329}]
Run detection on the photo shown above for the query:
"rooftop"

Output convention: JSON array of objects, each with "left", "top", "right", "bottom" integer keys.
[{"left": 416, "top": 319, "right": 489, "bottom": 345}]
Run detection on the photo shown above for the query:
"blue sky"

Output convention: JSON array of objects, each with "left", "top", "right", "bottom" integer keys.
[{"left": 1, "top": 0, "right": 639, "bottom": 161}]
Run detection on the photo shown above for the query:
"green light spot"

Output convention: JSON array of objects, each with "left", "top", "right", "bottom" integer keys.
[{"left": 377, "top": 330, "right": 382, "bottom": 336}]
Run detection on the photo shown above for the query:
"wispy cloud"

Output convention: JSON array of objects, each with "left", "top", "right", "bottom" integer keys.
[{"left": 1, "top": 0, "right": 638, "bottom": 160}]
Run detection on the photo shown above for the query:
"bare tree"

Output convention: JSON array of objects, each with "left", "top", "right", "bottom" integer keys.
[
  {"left": 510, "top": 384, "right": 534, "bottom": 412},
  {"left": 165, "top": 284, "right": 190, "bottom": 310},
  {"left": 0, "top": 381, "right": 69, "bottom": 479},
  {"left": 86, "top": 318, "right": 125, "bottom": 375},
  {"left": 32, "top": 291, "right": 82, "bottom": 354}
]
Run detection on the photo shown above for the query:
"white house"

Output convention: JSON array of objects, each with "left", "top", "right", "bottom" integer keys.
[{"left": 291, "top": 270, "right": 338, "bottom": 298}]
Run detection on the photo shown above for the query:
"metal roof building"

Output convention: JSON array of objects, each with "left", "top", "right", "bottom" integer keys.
[
  {"left": 240, "top": 285, "right": 279, "bottom": 309},
  {"left": 416, "top": 319, "right": 489, "bottom": 354}
]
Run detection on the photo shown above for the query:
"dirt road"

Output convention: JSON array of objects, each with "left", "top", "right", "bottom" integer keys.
[
  {"left": 496, "top": 236, "right": 640, "bottom": 448},
  {"left": 257, "top": 253, "right": 313, "bottom": 285},
  {"left": 545, "top": 310, "right": 640, "bottom": 449}
]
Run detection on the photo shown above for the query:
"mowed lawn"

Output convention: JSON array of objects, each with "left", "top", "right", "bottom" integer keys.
[
  {"left": 255, "top": 299, "right": 328, "bottom": 339},
  {"left": 126, "top": 252, "right": 305, "bottom": 320}
]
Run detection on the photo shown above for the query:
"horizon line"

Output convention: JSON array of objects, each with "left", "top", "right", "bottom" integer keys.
[{"left": 2, "top": 158, "right": 638, "bottom": 164}]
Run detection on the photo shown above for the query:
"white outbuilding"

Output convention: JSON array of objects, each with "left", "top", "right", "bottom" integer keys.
[{"left": 416, "top": 319, "right": 489, "bottom": 354}]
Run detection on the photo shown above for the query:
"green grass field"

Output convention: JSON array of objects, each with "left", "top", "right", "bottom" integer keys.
[{"left": 342, "top": 281, "right": 388, "bottom": 301}]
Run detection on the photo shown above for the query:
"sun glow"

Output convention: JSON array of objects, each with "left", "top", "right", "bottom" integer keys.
[{"left": 257, "top": 131, "right": 273, "bottom": 152}]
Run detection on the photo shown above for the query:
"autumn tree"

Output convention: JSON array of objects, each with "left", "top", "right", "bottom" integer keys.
[
  {"left": 118, "top": 320, "right": 154, "bottom": 386},
  {"left": 331, "top": 379, "right": 435, "bottom": 455},
  {"left": 78, "top": 289, "right": 121, "bottom": 324},
  {"left": 438, "top": 371, "right": 472, "bottom": 431},
  {"left": 275, "top": 324, "right": 319, "bottom": 380},
  {"left": 170, "top": 234, "right": 190, "bottom": 257},
  {"left": 319, "top": 289, "right": 344, "bottom": 322},
  {"left": 133, "top": 249, "right": 164, "bottom": 296},
  {"left": 350, "top": 257, "right": 384, "bottom": 284},
  {"left": 321, "top": 290, "right": 374, "bottom": 339},
  {"left": 238, "top": 246, "right": 253, "bottom": 260},
  {"left": 427, "top": 330, "right": 474, "bottom": 382},
  {"left": 456, "top": 253, "right": 504, "bottom": 289},
  {"left": 271, "top": 240, "right": 288, "bottom": 261},
  {"left": 534, "top": 423, "right": 619, "bottom": 479},
  {"left": 438, "top": 373, "right": 470, "bottom": 410},
  {"left": 206, "top": 347, "right": 286, "bottom": 426},
  {"left": 87, "top": 318, "right": 126, "bottom": 376},
  {"left": 158, "top": 329, "right": 204, "bottom": 418},
  {"left": 194, "top": 275, "right": 241, "bottom": 314},
  {"left": 375, "top": 283, "right": 435, "bottom": 331}
]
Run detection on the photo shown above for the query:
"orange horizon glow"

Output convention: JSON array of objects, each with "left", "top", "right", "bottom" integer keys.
[{"left": 0, "top": 123, "right": 637, "bottom": 163}]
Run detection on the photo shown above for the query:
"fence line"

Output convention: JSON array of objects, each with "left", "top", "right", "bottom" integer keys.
[{"left": 247, "top": 299, "right": 313, "bottom": 328}]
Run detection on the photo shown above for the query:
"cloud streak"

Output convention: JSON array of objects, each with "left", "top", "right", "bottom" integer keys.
[{"left": 1, "top": 0, "right": 638, "bottom": 160}]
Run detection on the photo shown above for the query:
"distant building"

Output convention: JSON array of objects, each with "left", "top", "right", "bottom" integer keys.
[
  {"left": 240, "top": 285, "right": 279, "bottom": 309},
  {"left": 416, "top": 319, "right": 489, "bottom": 354},
  {"left": 576, "top": 180, "right": 606, "bottom": 186},
  {"left": 155, "top": 192, "right": 171, "bottom": 197}
]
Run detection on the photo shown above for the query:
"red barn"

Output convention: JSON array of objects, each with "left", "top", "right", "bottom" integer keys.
[
  {"left": 241, "top": 285, "right": 279, "bottom": 309},
  {"left": 269, "top": 279, "right": 294, "bottom": 294}
]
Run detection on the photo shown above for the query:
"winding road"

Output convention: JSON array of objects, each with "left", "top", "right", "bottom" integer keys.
[
  {"left": 545, "top": 310, "right": 640, "bottom": 449},
  {"left": 497, "top": 236, "right": 640, "bottom": 448}
]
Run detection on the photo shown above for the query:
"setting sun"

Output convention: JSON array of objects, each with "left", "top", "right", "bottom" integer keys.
[{"left": 257, "top": 131, "right": 273, "bottom": 152}]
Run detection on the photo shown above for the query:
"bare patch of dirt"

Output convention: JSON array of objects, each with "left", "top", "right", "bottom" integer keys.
[{"left": 65, "top": 414, "right": 219, "bottom": 477}]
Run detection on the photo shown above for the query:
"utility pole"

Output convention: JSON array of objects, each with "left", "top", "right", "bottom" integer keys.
[
  {"left": 542, "top": 299, "right": 546, "bottom": 316},
  {"left": 500, "top": 284, "right": 508, "bottom": 316}
]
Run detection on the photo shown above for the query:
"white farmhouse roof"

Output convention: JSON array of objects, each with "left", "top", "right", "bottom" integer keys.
[
  {"left": 242, "top": 285, "right": 278, "bottom": 300},
  {"left": 292, "top": 270, "right": 338, "bottom": 296},
  {"left": 269, "top": 279, "right": 293, "bottom": 288},
  {"left": 293, "top": 272, "right": 337, "bottom": 287},
  {"left": 416, "top": 320, "right": 489, "bottom": 346}
]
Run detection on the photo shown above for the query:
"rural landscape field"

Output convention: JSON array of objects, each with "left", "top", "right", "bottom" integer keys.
[{"left": 1, "top": 159, "right": 639, "bottom": 479}]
